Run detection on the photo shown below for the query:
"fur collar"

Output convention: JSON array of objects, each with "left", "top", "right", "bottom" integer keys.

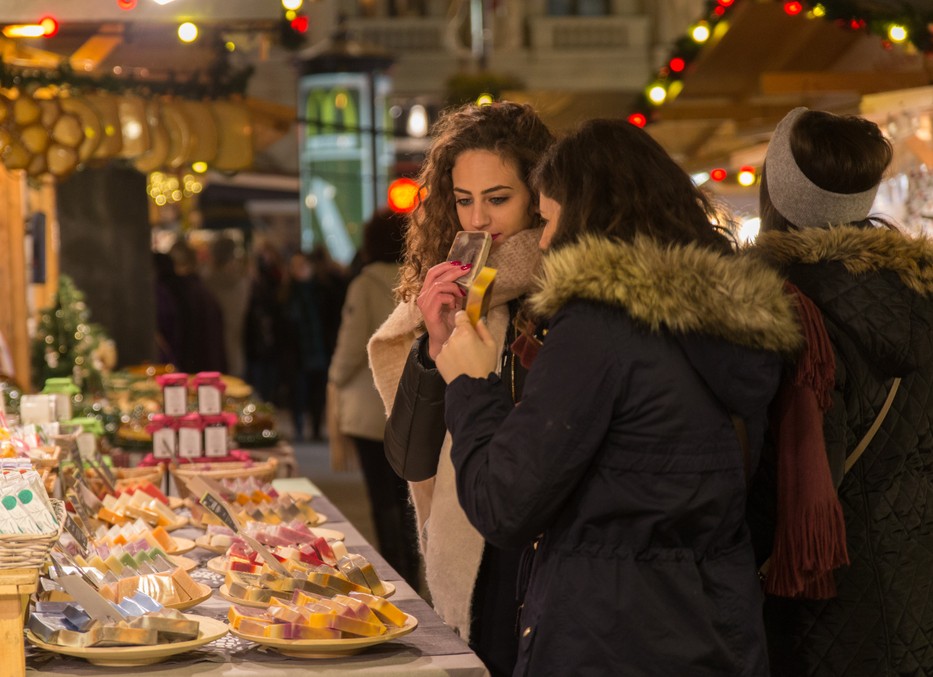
[
  {"left": 529, "top": 234, "right": 802, "bottom": 354},
  {"left": 753, "top": 225, "right": 933, "bottom": 296}
]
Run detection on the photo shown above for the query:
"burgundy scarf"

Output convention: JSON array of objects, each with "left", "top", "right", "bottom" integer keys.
[{"left": 765, "top": 282, "right": 849, "bottom": 598}]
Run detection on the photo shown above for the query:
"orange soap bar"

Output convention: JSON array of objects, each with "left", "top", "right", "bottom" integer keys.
[{"left": 151, "top": 526, "right": 176, "bottom": 551}]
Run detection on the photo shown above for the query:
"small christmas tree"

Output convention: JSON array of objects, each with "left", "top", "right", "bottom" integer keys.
[{"left": 31, "top": 275, "right": 113, "bottom": 396}]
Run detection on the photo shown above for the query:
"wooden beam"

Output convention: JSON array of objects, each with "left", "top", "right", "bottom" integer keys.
[
  {"left": 655, "top": 100, "right": 806, "bottom": 123},
  {"left": 762, "top": 71, "right": 930, "bottom": 95},
  {"left": 69, "top": 25, "right": 124, "bottom": 72}
]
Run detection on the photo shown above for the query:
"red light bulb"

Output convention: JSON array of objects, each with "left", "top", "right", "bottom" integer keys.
[
  {"left": 710, "top": 168, "right": 727, "bottom": 182},
  {"left": 784, "top": 1, "right": 803, "bottom": 16},
  {"left": 627, "top": 113, "right": 647, "bottom": 128}
]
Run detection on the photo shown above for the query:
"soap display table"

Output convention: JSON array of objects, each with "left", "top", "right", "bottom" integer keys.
[{"left": 25, "top": 479, "right": 490, "bottom": 677}]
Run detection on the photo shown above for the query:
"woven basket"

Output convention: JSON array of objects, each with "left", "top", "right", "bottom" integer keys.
[
  {"left": 170, "top": 458, "right": 278, "bottom": 501},
  {"left": 27, "top": 445, "right": 62, "bottom": 471},
  {"left": 113, "top": 465, "right": 165, "bottom": 489},
  {"left": 67, "top": 464, "right": 165, "bottom": 497},
  {"left": 0, "top": 499, "right": 65, "bottom": 570}
]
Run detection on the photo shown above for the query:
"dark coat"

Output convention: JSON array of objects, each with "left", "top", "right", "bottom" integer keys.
[
  {"left": 445, "top": 235, "right": 802, "bottom": 677},
  {"left": 749, "top": 225, "right": 933, "bottom": 677}
]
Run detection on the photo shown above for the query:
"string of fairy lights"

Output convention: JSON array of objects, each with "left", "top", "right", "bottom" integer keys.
[{"left": 626, "top": 0, "right": 933, "bottom": 188}]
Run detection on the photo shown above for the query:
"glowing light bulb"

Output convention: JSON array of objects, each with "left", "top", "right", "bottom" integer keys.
[
  {"left": 647, "top": 85, "right": 667, "bottom": 105},
  {"left": 178, "top": 22, "right": 198, "bottom": 43},
  {"left": 691, "top": 22, "right": 710, "bottom": 43},
  {"left": 476, "top": 94, "right": 494, "bottom": 106},
  {"left": 888, "top": 25, "right": 908, "bottom": 43}
]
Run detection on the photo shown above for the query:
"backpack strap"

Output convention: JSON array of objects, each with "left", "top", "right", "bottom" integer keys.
[{"left": 843, "top": 378, "right": 901, "bottom": 473}]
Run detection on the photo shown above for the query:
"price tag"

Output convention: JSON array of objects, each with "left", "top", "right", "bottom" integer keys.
[
  {"left": 198, "top": 491, "right": 239, "bottom": 533},
  {"left": 63, "top": 512, "right": 89, "bottom": 555},
  {"left": 88, "top": 451, "right": 116, "bottom": 493},
  {"left": 65, "top": 489, "right": 95, "bottom": 536},
  {"left": 188, "top": 476, "right": 290, "bottom": 576},
  {"left": 152, "top": 428, "right": 176, "bottom": 460},
  {"left": 76, "top": 432, "right": 96, "bottom": 460}
]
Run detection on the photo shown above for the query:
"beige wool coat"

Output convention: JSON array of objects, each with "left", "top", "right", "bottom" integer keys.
[
  {"left": 367, "top": 228, "right": 542, "bottom": 640},
  {"left": 329, "top": 262, "right": 400, "bottom": 441}
]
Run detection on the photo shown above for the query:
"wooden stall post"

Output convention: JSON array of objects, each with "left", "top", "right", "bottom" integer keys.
[
  {"left": 0, "top": 165, "right": 30, "bottom": 389},
  {"left": 0, "top": 567, "right": 39, "bottom": 677}
]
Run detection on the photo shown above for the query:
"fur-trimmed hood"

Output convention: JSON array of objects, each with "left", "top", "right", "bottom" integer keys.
[
  {"left": 529, "top": 234, "right": 802, "bottom": 354},
  {"left": 753, "top": 225, "right": 933, "bottom": 296},
  {"left": 751, "top": 224, "right": 933, "bottom": 377}
]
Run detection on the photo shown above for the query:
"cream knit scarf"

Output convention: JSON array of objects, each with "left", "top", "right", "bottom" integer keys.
[{"left": 368, "top": 227, "right": 542, "bottom": 641}]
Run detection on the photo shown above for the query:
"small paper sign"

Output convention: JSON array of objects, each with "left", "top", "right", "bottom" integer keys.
[
  {"left": 63, "top": 513, "right": 89, "bottom": 555},
  {"left": 198, "top": 491, "right": 240, "bottom": 533},
  {"left": 88, "top": 450, "right": 116, "bottom": 493},
  {"left": 203, "top": 426, "right": 227, "bottom": 457},
  {"left": 153, "top": 428, "right": 176, "bottom": 460},
  {"left": 65, "top": 489, "right": 95, "bottom": 536},
  {"left": 187, "top": 476, "right": 289, "bottom": 577},
  {"left": 163, "top": 385, "right": 187, "bottom": 417},
  {"left": 197, "top": 385, "right": 222, "bottom": 415},
  {"left": 76, "top": 432, "right": 96, "bottom": 459},
  {"left": 75, "top": 477, "right": 103, "bottom": 513}
]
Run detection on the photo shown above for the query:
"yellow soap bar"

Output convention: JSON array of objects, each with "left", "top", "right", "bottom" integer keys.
[
  {"left": 349, "top": 591, "right": 408, "bottom": 627},
  {"left": 465, "top": 266, "right": 497, "bottom": 326}
]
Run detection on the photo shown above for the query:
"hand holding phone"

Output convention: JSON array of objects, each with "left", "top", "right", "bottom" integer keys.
[{"left": 446, "top": 231, "right": 492, "bottom": 299}]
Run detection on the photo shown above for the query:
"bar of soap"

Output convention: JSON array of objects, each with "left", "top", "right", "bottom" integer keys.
[
  {"left": 348, "top": 591, "right": 408, "bottom": 627},
  {"left": 128, "top": 614, "right": 200, "bottom": 641}
]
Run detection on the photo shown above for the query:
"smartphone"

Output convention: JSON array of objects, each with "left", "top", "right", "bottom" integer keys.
[{"left": 446, "top": 231, "right": 492, "bottom": 298}]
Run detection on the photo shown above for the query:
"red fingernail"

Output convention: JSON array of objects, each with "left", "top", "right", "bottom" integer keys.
[
  {"left": 459, "top": 287, "right": 467, "bottom": 296},
  {"left": 460, "top": 263, "right": 472, "bottom": 271},
  {"left": 450, "top": 260, "right": 461, "bottom": 266}
]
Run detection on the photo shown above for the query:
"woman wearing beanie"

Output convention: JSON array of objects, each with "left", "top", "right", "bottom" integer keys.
[{"left": 747, "top": 107, "right": 933, "bottom": 676}]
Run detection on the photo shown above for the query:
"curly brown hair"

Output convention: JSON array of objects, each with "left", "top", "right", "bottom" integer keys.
[{"left": 396, "top": 101, "right": 554, "bottom": 301}]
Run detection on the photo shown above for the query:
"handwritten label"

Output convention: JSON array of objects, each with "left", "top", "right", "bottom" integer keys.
[
  {"left": 153, "top": 428, "right": 176, "bottom": 460},
  {"left": 76, "top": 432, "right": 96, "bottom": 460},
  {"left": 197, "top": 385, "right": 222, "bottom": 415},
  {"left": 89, "top": 451, "right": 116, "bottom": 493},
  {"left": 203, "top": 425, "right": 227, "bottom": 457},
  {"left": 195, "top": 486, "right": 289, "bottom": 576},
  {"left": 178, "top": 427, "right": 202, "bottom": 458},
  {"left": 199, "top": 492, "right": 239, "bottom": 532},
  {"left": 63, "top": 513, "right": 89, "bottom": 554},
  {"left": 163, "top": 385, "right": 187, "bottom": 417},
  {"left": 65, "top": 489, "right": 95, "bottom": 536}
]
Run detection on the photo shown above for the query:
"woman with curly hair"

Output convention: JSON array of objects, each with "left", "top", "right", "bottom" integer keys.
[{"left": 368, "top": 101, "right": 553, "bottom": 676}]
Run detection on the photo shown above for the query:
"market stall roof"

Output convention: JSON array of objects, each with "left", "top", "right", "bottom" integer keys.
[
  {"left": 648, "top": 1, "right": 931, "bottom": 171},
  {"left": 511, "top": 1, "right": 933, "bottom": 173}
]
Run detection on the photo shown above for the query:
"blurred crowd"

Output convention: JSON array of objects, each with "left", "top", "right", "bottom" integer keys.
[{"left": 153, "top": 234, "right": 349, "bottom": 442}]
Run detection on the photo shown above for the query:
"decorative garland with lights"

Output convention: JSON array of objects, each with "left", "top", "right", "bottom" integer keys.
[
  {"left": 0, "top": 41, "right": 254, "bottom": 99},
  {"left": 627, "top": 0, "right": 933, "bottom": 184}
]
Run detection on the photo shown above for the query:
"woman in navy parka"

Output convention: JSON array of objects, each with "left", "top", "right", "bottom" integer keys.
[{"left": 435, "top": 119, "right": 802, "bottom": 676}]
